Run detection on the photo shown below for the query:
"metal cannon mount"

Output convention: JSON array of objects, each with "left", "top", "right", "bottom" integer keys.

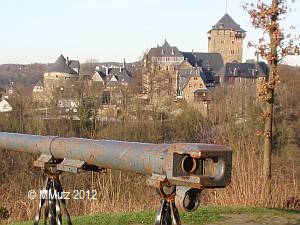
[{"left": 32, "top": 156, "right": 104, "bottom": 225}]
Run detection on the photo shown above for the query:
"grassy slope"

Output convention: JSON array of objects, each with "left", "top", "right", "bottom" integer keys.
[{"left": 9, "top": 207, "right": 300, "bottom": 225}]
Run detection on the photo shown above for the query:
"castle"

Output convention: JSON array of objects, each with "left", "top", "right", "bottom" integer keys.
[
  {"left": 30, "top": 13, "right": 267, "bottom": 118},
  {"left": 141, "top": 13, "right": 267, "bottom": 116}
]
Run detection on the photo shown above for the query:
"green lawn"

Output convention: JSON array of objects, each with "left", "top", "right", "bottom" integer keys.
[{"left": 8, "top": 206, "right": 300, "bottom": 225}]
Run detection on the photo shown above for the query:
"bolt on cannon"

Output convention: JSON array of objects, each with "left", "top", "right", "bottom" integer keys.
[{"left": 0, "top": 132, "right": 232, "bottom": 225}]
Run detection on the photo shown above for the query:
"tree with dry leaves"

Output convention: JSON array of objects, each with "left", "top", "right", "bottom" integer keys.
[{"left": 244, "top": 0, "right": 299, "bottom": 202}]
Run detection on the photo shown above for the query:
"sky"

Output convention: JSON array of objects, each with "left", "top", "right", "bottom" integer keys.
[{"left": 0, "top": 0, "right": 299, "bottom": 65}]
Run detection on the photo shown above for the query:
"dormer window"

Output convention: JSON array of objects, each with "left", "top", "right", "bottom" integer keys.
[
  {"left": 234, "top": 68, "right": 238, "bottom": 76},
  {"left": 161, "top": 49, "right": 164, "bottom": 55},
  {"left": 171, "top": 49, "right": 175, "bottom": 55}
]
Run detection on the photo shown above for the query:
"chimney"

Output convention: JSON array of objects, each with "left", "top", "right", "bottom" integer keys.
[
  {"left": 123, "top": 58, "right": 126, "bottom": 69},
  {"left": 66, "top": 57, "right": 69, "bottom": 65},
  {"left": 255, "top": 51, "right": 260, "bottom": 62},
  {"left": 102, "top": 65, "right": 109, "bottom": 75}
]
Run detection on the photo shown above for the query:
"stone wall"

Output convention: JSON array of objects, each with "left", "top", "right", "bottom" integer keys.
[
  {"left": 208, "top": 30, "right": 244, "bottom": 63},
  {"left": 182, "top": 76, "right": 208, "bottom": 117},
  {"left": 44, "top": 72, "right": 79, "bottom": 91},
  {"left": 183, "top": 76, "right": 206, "bottom": 103}
]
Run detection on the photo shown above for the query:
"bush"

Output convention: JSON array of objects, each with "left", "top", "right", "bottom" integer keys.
[{"left": 0, "top": 206, "right": 9, "bottom": 220}]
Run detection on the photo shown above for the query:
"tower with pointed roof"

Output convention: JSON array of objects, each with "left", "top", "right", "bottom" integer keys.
[
  {"left": 208, "top": 13, "right": 246, "bottom": 63},
  {"left": 44, "top": 54, "right": 80, "bottom": 91}
]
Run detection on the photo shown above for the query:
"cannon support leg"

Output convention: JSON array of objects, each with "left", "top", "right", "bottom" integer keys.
[
  {"left": 33, "top": 173, "right": 72, "bottom": 225},
  {"left": 155, "top": 186, "right": 181, "bottom": 225}
]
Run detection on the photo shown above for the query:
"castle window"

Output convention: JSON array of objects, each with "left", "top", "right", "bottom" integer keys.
[
  {"left": 232, "top": 40, "right": 235, "bottom": 44},
  {"left": 221, "top": 40, "right": 225, "bottom": 44},
  {"left": 193, "top": 77, "right": 198, "bottom": 80},
  {"left": 189, "top": 84, "right": 192, "bottom": 87},
  {"left": 225, "top": 30, "right": 228, "bottom": 35},
  {"left": 218, "top": 30, "right": 222, "bottom": 35}
]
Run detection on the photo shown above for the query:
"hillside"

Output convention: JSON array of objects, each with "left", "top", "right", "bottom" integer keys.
[{"left": 0, "top": 64, "right": 46, "bottom": 87}]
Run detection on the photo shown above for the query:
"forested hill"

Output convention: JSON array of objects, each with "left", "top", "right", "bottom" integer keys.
[{"left": 0, "top": 63, "right": 46, "bottom": 88}]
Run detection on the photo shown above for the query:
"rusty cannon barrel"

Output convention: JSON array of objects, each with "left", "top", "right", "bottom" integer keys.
[
  {"left": 0, "top": 132, "right": 232, "bottom": 189},
  {"left": 0, "top": 131, "right": 232, "bottom": 224}
]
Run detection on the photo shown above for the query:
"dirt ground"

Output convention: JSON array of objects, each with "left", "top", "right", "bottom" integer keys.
[{"left": 205, "top": 213, "right": 300, "bottom": 225}]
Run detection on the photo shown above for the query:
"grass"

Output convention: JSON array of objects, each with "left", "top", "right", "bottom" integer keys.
[{"left": 8, "top": 206, "right": 300, "bottom": 225}]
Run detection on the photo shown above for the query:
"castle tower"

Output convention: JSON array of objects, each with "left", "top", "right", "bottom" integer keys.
[{"left": 208, "top": 13, "right": 246, "bottom": 63}]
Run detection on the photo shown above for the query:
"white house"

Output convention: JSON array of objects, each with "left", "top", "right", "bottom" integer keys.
[{"left": 0, "top": 99, "right": 13, "bottom": 113}]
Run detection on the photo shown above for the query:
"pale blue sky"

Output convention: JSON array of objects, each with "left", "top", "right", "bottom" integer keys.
[{"left": 0, "top": 0, "right": 299, "bottom": 65}]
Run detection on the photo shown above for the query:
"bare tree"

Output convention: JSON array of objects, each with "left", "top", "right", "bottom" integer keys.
[
  {"left": 244, "top": 0, "right": 299, "bottom": 201},
  {"left": 80, "top": 58, "right": 99, "bottom": 75}
]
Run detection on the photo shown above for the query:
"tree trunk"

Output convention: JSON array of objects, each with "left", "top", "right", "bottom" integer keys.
[
  {"left": 263, "top": 0, "right": 279, "bottom": 204},
  {"left": 263, "top": 90, "right": 273, "bottom": 202}
]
